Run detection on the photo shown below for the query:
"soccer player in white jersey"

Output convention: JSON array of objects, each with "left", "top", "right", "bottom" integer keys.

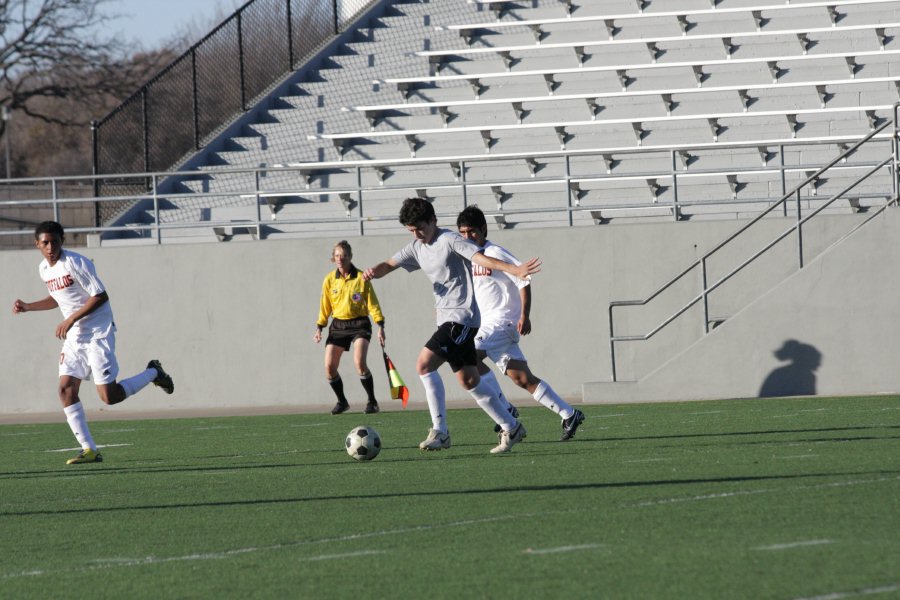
[
  {"left": 12, "top": 221, "right": 174, "bottom": 465},
  {"left": 363, "top": 198, "right": 541, "bottom": 453},
  {"left": 457, "top": 206, "right": 585, "bottom": 441}
]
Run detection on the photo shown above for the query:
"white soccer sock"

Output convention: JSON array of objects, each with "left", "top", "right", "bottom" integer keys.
[
  {"left": 470, "top": 378, "right": 517, "bottom": 432},
  {"left": 119, "top": 368, "right": 157, "bottom": 398},
  {"left": 63, "top": 402, "right": 96, "bottom": 451},
  {"left": 479, "top": 369, "right": 511, "bottom": 411},
  {"left": 533, "top": 380, "right": 574, "bottom": 419},
  {"left": 419, "top": 371, "right": 448, "bottom": 433}
]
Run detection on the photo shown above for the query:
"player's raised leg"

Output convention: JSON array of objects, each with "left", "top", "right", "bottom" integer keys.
[{"left": 506, "top": 359, "right": 585, "bottom": 441}]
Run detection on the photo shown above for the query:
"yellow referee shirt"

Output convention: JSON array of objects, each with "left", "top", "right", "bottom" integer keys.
[{"left": 317, "top": 265, "right": 385, "bottom": 328}]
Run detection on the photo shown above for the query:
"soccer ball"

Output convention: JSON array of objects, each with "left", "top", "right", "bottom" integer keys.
[{"left": 345, "top": 425, "right": 381, "bottom": 461}]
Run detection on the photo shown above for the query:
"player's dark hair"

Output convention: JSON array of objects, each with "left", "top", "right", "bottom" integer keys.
[
  {"left": 399, "top": 197, "right": 435, "bottom": 227},
  {"left": 34, "top": 221, "right": 64, "bottom": 241},
  {"left": 456, "top": 205, "right": 487, "bottom": 230}
]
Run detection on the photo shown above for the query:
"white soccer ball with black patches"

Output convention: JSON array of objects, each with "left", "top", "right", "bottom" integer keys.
[{"left": 345, "top": 425, "right": 381, "bottom": 461}]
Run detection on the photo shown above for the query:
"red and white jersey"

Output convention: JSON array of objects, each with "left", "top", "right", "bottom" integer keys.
[
  {"left": 471, "top": 240, "right": 529, "bottom": 326},
  {"left": 39, "top": 249, "right": 115, "bottom": 341}
]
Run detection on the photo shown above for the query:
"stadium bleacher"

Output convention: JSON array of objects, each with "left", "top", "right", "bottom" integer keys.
[{"left": 88, "top": 0, "right": 900, "bottom": 244}]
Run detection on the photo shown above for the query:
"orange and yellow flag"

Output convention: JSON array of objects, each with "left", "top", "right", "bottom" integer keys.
[{"left": 382, "top": 349, "right": 409, "bottom": 408}]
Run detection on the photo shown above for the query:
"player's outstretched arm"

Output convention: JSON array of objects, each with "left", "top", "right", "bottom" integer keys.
[
  {"left": 12, "top": 296, "right": 58, "bottom": 314},
  {"left": 363, "top": 259, "right": 399, "bottom": 281},
  {"left": 472, "top": 253, "right": 541, "bottom": 280}
]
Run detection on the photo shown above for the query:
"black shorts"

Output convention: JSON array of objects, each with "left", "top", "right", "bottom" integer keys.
[
  {"left": 326, "top": 317, "right": 372, "bottom": 351},
  {"left": 425, "top": 322, "right": 479, "bottom": 372}
]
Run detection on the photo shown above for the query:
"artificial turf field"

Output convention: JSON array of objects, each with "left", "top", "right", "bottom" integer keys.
[{"left": 1, "top": 395, "right": 898, "bottom": 600}]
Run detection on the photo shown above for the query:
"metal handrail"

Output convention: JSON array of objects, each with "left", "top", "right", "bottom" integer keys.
[
  {"left": 2, "top": 130, "right": 896, "bottom": 244},
  {"left": 607, "top": 103, "right": 900, "bottom": 382}
]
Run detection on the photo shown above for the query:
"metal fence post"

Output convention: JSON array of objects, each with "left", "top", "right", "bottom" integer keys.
[
  {"left": 152, "top": 174, "right": 161, "bottom": 244},
  {"left": 52, "top": 179, "right": 59, "bottom": 223},
  {"left": 894, "top": 104, "right": 900, "bottom": 204},
  {"left": 333, "top": 0, "right": 340, "bottom": 34},
  {"left": 357, "top": 165, "right": 364, "bottom": 236},
  {"left": 701, "top": 256, "right": 709, "bottom": 334},
  {"left": 565, "top": 154, "right": 573, "bottom": 226},
  {"left": 286, "top": 0, "right": 294, "bottom": 70},
  {"left": 192, "top": 49, "right": 200, "bottom": 150},
  {"left": 91, "top": 120, "right": 100, "bottom": 225},
  {"left": 141, "top": 89, "right": 150, "bottom": 175},
  {"left": 780, "top": 144, "right": 787, "bottom": 217},
  {"left": 238, "top": 11, "right": 247, "bottom": 111},
  {"left": 796, "top": 189, "right": 804, "bottom": 268},
  {"left": 671, "top": 149, "right": 679, "bottom": 221}
]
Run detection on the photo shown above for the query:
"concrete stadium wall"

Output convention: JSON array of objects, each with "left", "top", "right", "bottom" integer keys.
[
  {"left": 585, "top": 208, "right": 900, "bottom": 403},
  {"left": 2, "top": 211, "right": 897, "bottom": 420}
]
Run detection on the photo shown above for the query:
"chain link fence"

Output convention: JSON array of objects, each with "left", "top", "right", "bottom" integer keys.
[{"left": 92, "top": 0, "right": 376, "bottom": 224}]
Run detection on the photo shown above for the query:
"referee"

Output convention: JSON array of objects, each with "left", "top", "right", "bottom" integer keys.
[{"left": 314, "top": 240, "right": 385, "bottom": 414}]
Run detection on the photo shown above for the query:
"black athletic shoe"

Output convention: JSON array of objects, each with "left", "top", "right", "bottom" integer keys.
[
  {"left": 560, "top": 409, "right": 585, "bottom": 441},
  {"left": 331, "top": 401, "right": 349, "bottom": 415},
  {"left": 147, "top": 359, "right": 174, "bottom": 394},
  {"left": 493, "top": 403, "right": 519, "bottom": 433},
  {"left": 365, "top": 401, "right": 380, "bottom": 414}
]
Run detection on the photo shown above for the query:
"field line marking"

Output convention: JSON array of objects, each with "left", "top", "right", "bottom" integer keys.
[
  {"left": 524, "top": 544, "right": 603, "bottom": 555},
  {"left": 305, "top": 550, "right": 386, "bottom": 561},
  {"left": 635, "top": 475, "right": 900, "bottom": 507},
  {"left": 792, "top": 582, "right": 900, "bottom": 600},
  {"left": 46, "top": 443, "right": 132, "bottom": 453},
  {"left": 775, "top": 455, "right": 819, "bottom": 460},
  {"left": 1, "top": 513, "right": 528, "bottom": 579},
  {"left": 752, "top": 539, "right": 835, "bottom": 551}
]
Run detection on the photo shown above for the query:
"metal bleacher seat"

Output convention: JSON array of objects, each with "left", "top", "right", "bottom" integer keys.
[
  {"left": 416, "top": 15, "right": 900, "bottom": 71},
  {"left": 135, "top": 0, "right": 900, "bottom": 240}
]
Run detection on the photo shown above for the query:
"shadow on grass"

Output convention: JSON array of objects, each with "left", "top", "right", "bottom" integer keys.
[
  {"left": 3, "top": 424, "right": 898, "bottom": 481},
  {"left": 2, "top": 469, "right": 898, "bottom": 518}
]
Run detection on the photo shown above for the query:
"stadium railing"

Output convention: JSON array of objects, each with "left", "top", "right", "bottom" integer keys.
[
  {"left": 1, "top": 130, "right": 895, "bottom": 246},
  {"left": 606, "top": 102, "right": 900, "bottom": 382}
]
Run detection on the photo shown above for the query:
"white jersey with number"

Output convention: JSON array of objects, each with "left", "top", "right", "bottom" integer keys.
[
  {"left": 471, "top": 240, "right": 529, "bottom": 326},
  {"left": 39, "top": 249, "right": 115, "bottom": 342}
]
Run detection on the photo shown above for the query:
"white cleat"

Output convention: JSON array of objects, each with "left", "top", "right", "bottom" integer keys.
[{"left": 491, "top": 422, "right": 526, "bottom": 454}]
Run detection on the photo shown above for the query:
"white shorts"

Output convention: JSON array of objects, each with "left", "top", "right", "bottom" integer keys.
[
  {"left": 474, "top": 321, "right": 526, "bottom": 373},
  {"left": 59, "top": 334, "right": 119, "bottom": 385}
]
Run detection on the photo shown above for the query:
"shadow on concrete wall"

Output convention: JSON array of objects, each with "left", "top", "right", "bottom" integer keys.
[{"left": 758, "top": 339, "right": 822, "bottom": 398}]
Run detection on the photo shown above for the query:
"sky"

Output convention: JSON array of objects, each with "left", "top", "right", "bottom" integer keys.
[{"left": 99, "top": 0, "right": 245, "bottom": 50}]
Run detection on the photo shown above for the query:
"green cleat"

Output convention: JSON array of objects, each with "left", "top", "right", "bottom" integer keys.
[
  {"left": 66, "top": 448, "right": 103, "bottom": 465},
  {"left": 147, "top": 359, "right": 174, "bottom": 394}
]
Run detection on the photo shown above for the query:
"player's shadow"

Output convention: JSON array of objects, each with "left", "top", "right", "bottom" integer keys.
[{"left": 758, "top": 339, "right": 822, "bottom": 398}]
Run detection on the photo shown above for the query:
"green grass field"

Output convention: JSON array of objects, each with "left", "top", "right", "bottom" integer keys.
[{"left": 1, "top": 395, "right": 898, "bottom": 599}]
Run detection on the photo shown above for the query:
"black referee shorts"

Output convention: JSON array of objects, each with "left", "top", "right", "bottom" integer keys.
[{"left": 326, "top": 317, "right": 372, "bottom": 351}]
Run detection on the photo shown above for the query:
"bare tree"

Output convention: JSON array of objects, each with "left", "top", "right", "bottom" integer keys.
[{"left": 0, "top": 0, "right": 174, "bottom": 176}]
